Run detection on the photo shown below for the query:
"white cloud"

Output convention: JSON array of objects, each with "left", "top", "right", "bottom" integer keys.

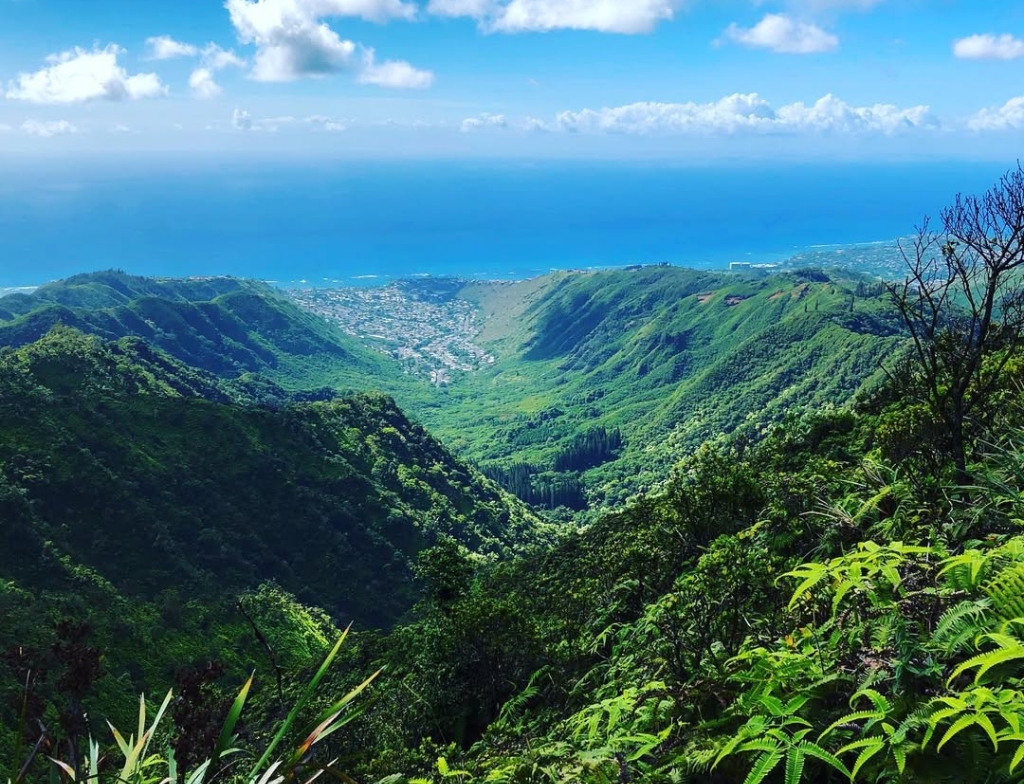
[
  {"left": 187, "top": 44, "right": 247, "bottom": 99},
  {"left": 724, "top": 14, "right": 838, "bottom": 54},
  {"left": 358, "top": 50, "right": 434, "bottom": 88},
  {"left": 147, "top": 37, "right": 246, "bottom": 70},
  {"left": 461, "top": 112, "right": 507, "bottom": 132},
  {"left": 232, "top": 108, "right": 254, "bottom": 130},
  {"left": 21, "top": 119, "right": 79, "bottom": 137},
  {"left": 146, "top": 36, "right": 199, "bottom": 59},
  {"left": 954, "top": 34, "right": 1024, "bottom": 60},
  {"left": 190, "top": 68, "right": 222, "bottom": 99},
  {"left": 969, "top": 97, "right": 1024, "bottom": 131},
  {"left": 428, "top": 0, "right": 682, "bottom": 34},
  {"left": 547, "top": 93, "right": 937, "bottom": 135},
  {"left": 776, "top": 95, "right": 936, "bottom": 132},
  {"left": 226, "top": 0, "right": 416, "bottom": 82},
  {"left": 144, "top": 39, "right": 244, "bottom": 98},
  {"left": 306, "top": 114, "right": 347, "bottom": 130},
  {"left": 202, "top": 44, "right": 247, "bottom": 70},
  {"left": 6, "top": 45, "right": 167, "bottom": 104},
  {"left": 112, "top": 124, "right": 132, "bottom": 133}
]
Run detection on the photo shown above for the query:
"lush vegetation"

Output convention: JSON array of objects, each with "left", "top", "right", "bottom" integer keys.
[
  {"left": 0, "top": 267, "right": 907, "bottom": 514},
  {"left": 6, "top": 167, "right": 1024, "bottom": 784},
  {"left": 0, "top": 327, "right": 542, "bottom": 780},
  {"left": 416, "top": 266, "right": 906, "bottom": 509},
  {"left": 0, "top": 271, "right": 407, "bottom": 395}
]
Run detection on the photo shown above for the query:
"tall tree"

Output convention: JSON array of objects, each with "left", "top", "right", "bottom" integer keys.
[{"left": 887, "top": 163, "right": 1024, "bottom": 481}]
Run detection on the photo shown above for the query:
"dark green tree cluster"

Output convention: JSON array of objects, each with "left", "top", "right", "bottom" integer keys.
[
  {"left": 551, "top": 426, "right": 623, "bottom": 472},
  {"left": 483, "top": 463, "right": 588, "bottom": 511}
]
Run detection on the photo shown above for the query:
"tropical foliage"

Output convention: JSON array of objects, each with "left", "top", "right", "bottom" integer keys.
[{"left": 7, "top": 166, "right": 1024, "bottom": 783}]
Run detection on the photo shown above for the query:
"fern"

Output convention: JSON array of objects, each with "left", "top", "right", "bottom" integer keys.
[
  {"left": 931, "top": 600, "right": 993, "bottom": 653},
  {"left": 949, "top": 629, "right": 1024, "bottom": 684},
  {"left": 984, "top": 563, "right": 1024, "bottom": 621}
]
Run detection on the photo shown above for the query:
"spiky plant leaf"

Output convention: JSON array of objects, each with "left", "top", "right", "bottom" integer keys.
[{"left": 248, "top": 626, "right": 351, "bottom": 780}]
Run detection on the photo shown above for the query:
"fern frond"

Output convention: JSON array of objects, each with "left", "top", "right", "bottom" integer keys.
[
  {"left": 742, "top": 752, "right": 783, "bottom": 784},
  {"left": 795, "top": 741, "right": 852, "bottom": 779},
  {"left": 784, "top": 747, "right": 805, "bottom": 784},
  {"left": 949, "top": 636, "right": 1024, "bottom": 684},
  {"left": 984, "top": 563, "right": 1024, "bottom": 621},
  {"left": 932, "top": 600, "right": 993, "bottom": 652}
]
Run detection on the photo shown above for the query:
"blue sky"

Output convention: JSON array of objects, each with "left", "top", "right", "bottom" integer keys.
[{"left": 0, "top": 0, "right": 1022, "bottom": 157}]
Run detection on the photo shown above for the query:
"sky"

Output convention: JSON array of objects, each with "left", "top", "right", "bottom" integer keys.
[{"left": 0, "top": 0, "right": 1022, "bottom": 158}]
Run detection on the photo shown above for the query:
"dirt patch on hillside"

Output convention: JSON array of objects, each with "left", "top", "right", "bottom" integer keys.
[
  {"left": 725, "top": 295, "right": 748, "bottom": 306},
  {"left": 697, "top": 293, "right": 715, "bottom": 304}
]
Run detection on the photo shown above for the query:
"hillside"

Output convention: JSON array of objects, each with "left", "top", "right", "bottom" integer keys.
[
  {"left": 0, "top": 268, "right": 905, "bottom": 512},
  {"left": 0, "top": 329, "right": 542, "bottom": 627},
  {"left": 343, "top": 379, "right": 1024, "bottom": 784},
  {"left": 404, "top": 267, "right": 905, "bottom": 507},
  {"left": 0, "top": 270, "right": 405, "bottom": 394}
]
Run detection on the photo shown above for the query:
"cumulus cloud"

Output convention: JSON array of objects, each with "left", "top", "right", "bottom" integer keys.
[
  {"left": 428, "top": 0, "right": 682, "bottom": 34},
  {"left": 545, "top": 93, "right": 937, "bottom": 135},
  {"left": 21, "top": 119, "right": 79, "bottom": 137},
  {"left": 461, "top": 112, "right": 507, "bottom": 132},
  {"left": 190, "top": 68, "right": 222, "bottom": 99},
  {"left": 226, "top": 0, "right": 417, "bottom": 82},
  {"left": 146, "top": 36, "right": 199, "bottom": 59},
  {"left": 143, "top": 37, "right": 246, "bottom": 98},
  {"left": 202, "top": 44, "right": 247, "bottom": 70},
  {"left": 954, "top": 34, "right": 1024, "bottom": 60},
  {"left": 969, "top": 97, "right": 1024, "bottom": 131},
  {"left": 724, "top": 14, "right": 838, "bottom": 54},
  {"left": 6, "top": 45, "right": 167, "bottom": 104},
  {"left": 358, "top": 50, "right": 434, "bottom": 88}
]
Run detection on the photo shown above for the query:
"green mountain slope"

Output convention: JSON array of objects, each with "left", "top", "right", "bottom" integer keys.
[
  {"left": 0, "top": 329, "right": 541, "bottom": 630},
  {"left": 0, "top": 271, "right": 404, "bottom": 392},
  {"left": 415, "top": 267, "right": 904, "bottom": 505},
  {"left": 1, "top": 268, "right": 905, "bottom": 513}
]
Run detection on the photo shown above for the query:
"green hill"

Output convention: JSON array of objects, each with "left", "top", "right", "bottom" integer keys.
[
  {"left": 0, "top": 268, "right": 906, "bottom": 512},
  {"left": 412, "top": 267, "right": 904, "bottom": 506},
  {"left": 0, "top": 329, "right": 542, "bottom": 627},
  {"left": 0, "top": 270, "right": 404, "bottom": 393}
]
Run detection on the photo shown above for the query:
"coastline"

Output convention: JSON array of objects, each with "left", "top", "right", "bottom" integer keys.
[{"left": 0, "top": 236, "right": 905, "bottom": 293}]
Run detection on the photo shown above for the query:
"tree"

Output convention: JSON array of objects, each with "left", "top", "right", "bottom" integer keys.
[{"left": 887, "top": 163, "right": 1024, "bottom": 481}]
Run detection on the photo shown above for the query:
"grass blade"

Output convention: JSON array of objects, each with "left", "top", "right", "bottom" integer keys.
[
  {"left": 247, "top": 625, "right": 351, "bottom": 780},
  {"left": 215, "top": 673, "right": 254, "bottom": 761}
]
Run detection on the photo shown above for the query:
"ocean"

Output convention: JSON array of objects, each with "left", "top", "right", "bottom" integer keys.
[{"left": 0, "top": 158, "right": 1011, "bottom": 288}]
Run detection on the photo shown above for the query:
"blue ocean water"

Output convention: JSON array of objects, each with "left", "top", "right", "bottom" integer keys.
[{"left": 0, "top": 158, "right": 1011, "bottom": 288}]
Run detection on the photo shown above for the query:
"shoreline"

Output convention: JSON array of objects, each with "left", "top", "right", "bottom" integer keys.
[{"left": 0, "top": 236, "right": 904, "bottom": 293}]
